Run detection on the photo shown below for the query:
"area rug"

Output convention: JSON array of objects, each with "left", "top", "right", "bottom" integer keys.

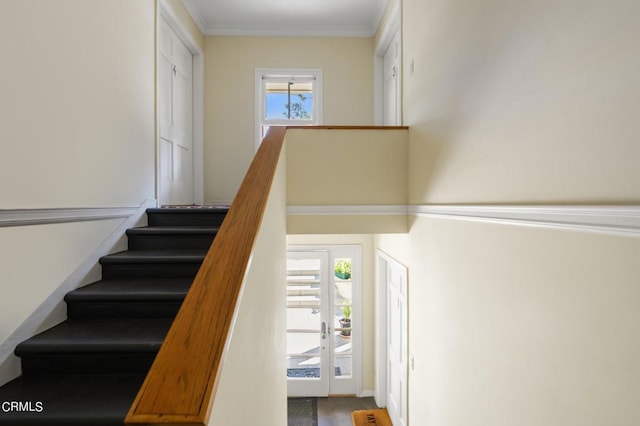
[
  {"left": 288, "top": 398, "right": 318, "bottom": 426},
  {"left": 352, "top": 408, "right": 392, "bottom": 426}
]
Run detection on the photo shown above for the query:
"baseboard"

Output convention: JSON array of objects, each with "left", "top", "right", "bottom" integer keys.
[
  {"left": 360, "top": 390, "right": 375, "bottom": 398},
  {"left": 0, "top": 199, "right": 155, "bottom": 386}
]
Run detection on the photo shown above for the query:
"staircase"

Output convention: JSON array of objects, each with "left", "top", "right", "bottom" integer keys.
[{"left": 0, "top": 207, "right": 227, "bottom": 425}]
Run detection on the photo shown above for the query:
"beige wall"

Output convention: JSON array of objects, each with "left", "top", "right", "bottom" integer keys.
[
  {"left": 0, "top": 0, "right": 156, "bottom": 209},
  {"left": 286, "top": 128, "right": 408, "bottom": 234},
  {"left": 203, "top": 36, "right": 375, "bottom": 203},
  {"left": 371, "top": 0, "right": 640, "bottom": 424},
  {"left": 0, "top": 0, "right": 156, "bottom": 383},
  {"left": 403, "top": 0, "right": 640, "bottom": 205},
  {"left": 286, "top": 129, "right": 407, "bottom": 206},
  {"left": 377, "top": 218, "right": 640, "bottom": 425}
]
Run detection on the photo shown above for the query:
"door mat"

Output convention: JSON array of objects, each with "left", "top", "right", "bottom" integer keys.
[
  {"left": 352, "top": 408, "right": 392, "bottom": 426},
  {"left": 288, "top": 398, "right": 318, "bottom": 426}
]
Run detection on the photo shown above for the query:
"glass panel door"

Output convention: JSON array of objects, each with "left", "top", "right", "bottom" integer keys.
[
  {"left": 331, "top": 256, "right": 354, "bottom": 395},
  {"left": 286, "top": 250, "right": 330, "bottom": 397}
]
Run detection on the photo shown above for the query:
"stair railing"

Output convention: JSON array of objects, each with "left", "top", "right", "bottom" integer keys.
[{"left": 125, "top": 127, "right": 287, "bottom": 425}]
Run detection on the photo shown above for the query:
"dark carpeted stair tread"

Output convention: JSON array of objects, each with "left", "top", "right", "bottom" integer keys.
[
  {"left": 65, "top": 278, "right": 192, "bottom": 302},
  {"left": 0, "top": 374, "right": 145, "bottom": 425},
  {"left": 126, "top": 226, "right": 220, "bottom": 235},
  {"left": 99, "top": 250, "right": 207, "bottom": 264},
  {"left": 146, "top": 207, "right": 229, "bottom": 227},
  {"left": 16, "top": 318, "right": 172, "bottom": 355},
  {"left": 125, "top": 227, "right": 219, "bottom": 250}
]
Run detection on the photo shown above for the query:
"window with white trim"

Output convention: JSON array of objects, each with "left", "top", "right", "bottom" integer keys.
[{"left": 255, "top": 69, "right": 322, "bottom": 146}]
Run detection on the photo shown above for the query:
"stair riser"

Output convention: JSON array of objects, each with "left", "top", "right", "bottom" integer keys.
[
  {"left": 21, "top": 354, "right": 158, "bottom": 375},
  {"left": 101, "top": 263, "right": 201, "bottom": 279},
  {"left": 67, "top": 302, "right": 184, "bottom": 319},
  {"left": 147, "top": 212, "right": 227, "bottom": 227},
  {"left": 127, "top": 234, "right": 216, "bottom": 251}
]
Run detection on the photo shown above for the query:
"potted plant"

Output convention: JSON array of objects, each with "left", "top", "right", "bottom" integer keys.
[
  {"left": 334, "top": 259, "right": 351, "bottom": 280},
  {"left": 339, "top": 304, "right": 351, "bottom": 337}
]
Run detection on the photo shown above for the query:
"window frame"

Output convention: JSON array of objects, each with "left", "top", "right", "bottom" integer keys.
[{"left": 255, "top": 68, "right": 323, "bottom": 148}]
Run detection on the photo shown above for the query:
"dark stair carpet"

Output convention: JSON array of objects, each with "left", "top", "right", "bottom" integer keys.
[{"left": 0, "top": 207, "right": 228, "bottom": 425}]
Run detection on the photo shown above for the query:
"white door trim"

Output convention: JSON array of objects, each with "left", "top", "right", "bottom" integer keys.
[
  {"left": 157, "top": 0, "right": 204, "bottom": 205},
  {"left": 374, "top": 1, "right": 401, "bottom": 125}
]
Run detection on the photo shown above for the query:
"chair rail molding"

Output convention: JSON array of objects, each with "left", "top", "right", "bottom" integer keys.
[
  {"left": 410, "top": 205, "right": 640, "bottom": 236},
  {"left": 287, "top": 205, "right": 408, "bottom": 216},
  {"left": 0, "top": 206, "right": 144, "bottom": 228}
]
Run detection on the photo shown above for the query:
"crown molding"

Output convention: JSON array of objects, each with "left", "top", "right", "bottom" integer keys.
[
  {"left": 203, "top": 24, "right": 375, "bottom": 37},
  {"left": 181, "top": 0, "right": 207, "bottom": 34}
]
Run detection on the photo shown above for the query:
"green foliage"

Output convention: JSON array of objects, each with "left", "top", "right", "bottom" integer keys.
[
  {"left": 283, "top": 94, "right": 311, "bottom": 119},
  {"left": 334, "top": 259, "right": 352, "bottom": 275},
  {"left": 342, "top": 304, "right": 351, "bottom": 319}
]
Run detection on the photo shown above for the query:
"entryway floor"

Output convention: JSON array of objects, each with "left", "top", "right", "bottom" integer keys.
[{"left": 288, "top": 397, "right": 379, "bottom": 426}]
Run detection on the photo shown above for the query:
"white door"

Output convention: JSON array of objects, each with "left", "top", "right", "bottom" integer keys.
[
  {"left": 387, "top": 258, "right": 408, "bottom": 426},
  {"left": 158, "top": 17, "right": 194, "bottom": 205},
  {"left": 287, "top": 247, "right": 360, "bottom": 397},
  {"left": 383, "top": 29, "right": 401, "bottom": 126}
]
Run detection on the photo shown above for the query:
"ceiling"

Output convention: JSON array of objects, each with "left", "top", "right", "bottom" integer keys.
[{"left": 182, "top": 0, "right": 388, "bottom": 37}]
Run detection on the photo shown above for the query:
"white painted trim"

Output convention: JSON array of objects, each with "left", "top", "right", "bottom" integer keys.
[
  {"left": 184, "top": 0, "right": 387, "bottom": 37},
  {"left": 373, "top": 1, "right": 401, "bottom": 125},
  {"left": 287, "top": 204, "right": 640, "bottom": 235},
  {"left": 372, "top": 0, "right": 390, "bottom": 36},
  {"left": 0, "top": 207, "right": 140, "bottom": 227},
  {"left": 360, "top": 390, "right": 376, "bottom": 398},
  {"left": 410, "top": 205, "right": 640, "bottom": 235},
  {"left": 0, "top": 199, "right": 155, "bottom": 386},
  {"left": 204, "top": 24, "right": 375, "bottom": 37},
  {"left": 181, "top": 0, "right": 207, "bottom": 34},
  {"left": 374, "top": 250, "right": 389, "bottom": 407},
  {"left": 158, "top": 0, "right": 205, "bottom": 205},
  {"left": 287, "top": 205, "right": 408, "bottom": 216}
]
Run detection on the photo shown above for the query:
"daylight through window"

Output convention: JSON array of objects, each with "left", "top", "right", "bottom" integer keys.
[{"left": 256, "top": 69, "right": 322, "bottom": 146}]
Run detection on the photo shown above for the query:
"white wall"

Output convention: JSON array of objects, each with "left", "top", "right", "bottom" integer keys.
[
  {"left": 209, "top": 148, "right": 287, "bottom": 426},
  {"left": 203, "top": 36, "right": 374, "bottom": 204}
]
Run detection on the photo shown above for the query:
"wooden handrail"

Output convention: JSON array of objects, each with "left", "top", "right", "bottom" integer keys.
[{"left": 125, "top": 126, "right": 287, "bottom": 426}]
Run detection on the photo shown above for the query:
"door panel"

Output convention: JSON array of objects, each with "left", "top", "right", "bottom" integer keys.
[
  {"left": 158, "top": 17, "right": 194, "bottom": 205},
  {"left": 387, "top": 261, "right": 408, "bottom": 426},
  {"left": 287, "top": 251, "right": 330, "bottom": 397},
  {"left": 383, "top": 29, "right": 401, "bottom": 126}
]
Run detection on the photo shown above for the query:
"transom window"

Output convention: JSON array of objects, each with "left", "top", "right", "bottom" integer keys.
[{"left": 255, "top": 69, "right": 322, "bottom": 146}]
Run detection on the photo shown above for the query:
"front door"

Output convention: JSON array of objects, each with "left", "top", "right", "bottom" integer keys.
[
  {"left": 158, "top": 17, "right": 194, "bottom": 205},
  {"left": 286, "top": 247, "right": 359, "bottom": 397}
]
